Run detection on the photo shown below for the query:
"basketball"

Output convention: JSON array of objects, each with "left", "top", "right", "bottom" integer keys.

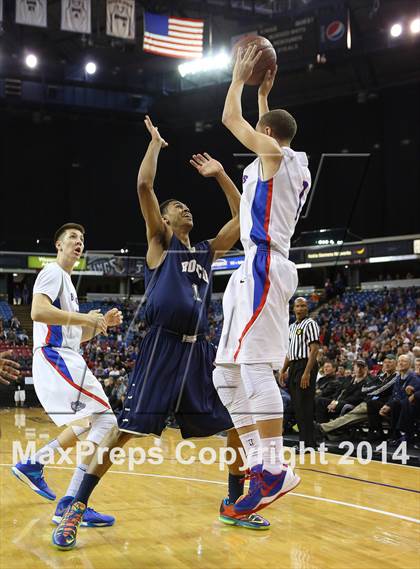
[{"left": 232, "top": 35, "right": 277, "bottom": 86}]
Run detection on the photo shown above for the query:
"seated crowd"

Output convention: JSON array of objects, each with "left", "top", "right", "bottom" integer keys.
[{"left": 302, "top": 287, "right": 420, "bottom": 447}]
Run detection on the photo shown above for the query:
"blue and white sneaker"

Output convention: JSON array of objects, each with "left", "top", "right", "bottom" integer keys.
[
  {"left": 234, "top": 464, "right": 300, "bottom": 515},
  {"left": 52, "top": 496, "right": 115, "bottom": 527},
  {"left": 11, "top": 461, "right": 56, "bottom": 501}
]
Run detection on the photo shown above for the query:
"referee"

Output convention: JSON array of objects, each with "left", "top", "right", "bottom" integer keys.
[{"left": 280, "top": 297, "right": 320, "bottom": 450}]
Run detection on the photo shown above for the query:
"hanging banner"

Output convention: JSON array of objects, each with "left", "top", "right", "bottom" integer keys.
[
  {"left": 16, "top": 0, "right": 47, "bottom": 27},
  {"left": 259, "top": 16, "right": 317, "bottom": 64},
  {"left": 28, "top": 256, "right": 87, "bottom": 270},
  {"left": 106, "top": 0, "right": 135, "bottom": 40},
  {"left": 319, "top": 5, "right": 348, "bottom": 51},
  {"left": 61, "top": 0, "right": 91, "bottom": 34},
  {"left": 87, "top": 255, "right": 144, "bottom": 277},
  {"left": 0, "top": 0, "right": 3, "bottom": 23}
]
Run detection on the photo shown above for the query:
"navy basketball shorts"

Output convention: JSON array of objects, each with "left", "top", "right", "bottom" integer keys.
[{"left": 118, "top": 327, "right": 233, "bottom": 438}]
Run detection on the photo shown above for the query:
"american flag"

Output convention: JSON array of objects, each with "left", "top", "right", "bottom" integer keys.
[{"left": 143, "top": 11, "right": 204, "bottom": 59}]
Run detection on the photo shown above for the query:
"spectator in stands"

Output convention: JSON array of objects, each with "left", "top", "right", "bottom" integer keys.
[
  {"left": 392, "top": 382, "right": 420, "bottom": 446},
  {"left": 324, "top": 278, "right": 334, "bottom": 300},
  {"left": 401, "top": 340, "right": 415, "bottom": 366},
  {"left": 13, "top": 284, "right": 22, "bottom": 305},
  {"left": 315, "top": 361, "right": 347, "bottom": 400},
  {"left": 316, "top": 359, "right": 370, "bottom": 424},
  {"left": 17, "top": 329, "right": 29, "bottom": 345},
  {"left": 22, "top": 282, "right": 30, "bottom": 305},
  {"left": 109, "top": 366, "right": 120, "bottom": 379},
  {"left": 318, "top": 354, "right": 398, "bottom": 439},
  {"left": 377, "top": 354, "right": 420, "bottom": 438},
  {"left": 14, "top": 377, "right": 26, "bottom": 408},
  {"left": 336, "top": 365, "right": 346, "bottom": 381}
]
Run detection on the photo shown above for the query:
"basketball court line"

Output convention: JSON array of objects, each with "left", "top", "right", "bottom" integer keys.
[
  {"left": 297, "top": 467, "right": 420, "bottom": 494},
  {"left": 1, "top": 463, "right": 419, "bottom": 525}
]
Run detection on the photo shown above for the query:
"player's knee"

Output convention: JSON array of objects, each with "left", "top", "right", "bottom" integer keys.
[
  {"left": 214, "top": 366, "right": 255, "bottom": 429},
  {"left": 213, "top": 365, "right": 240, "bottom": 409},
  {"left": 71, "top": 424, "right": 90, "bottom": 440},
  {"left": 86, "top": 411, "right": 118, "bottom": 446},
  {"left": 242, "top": 364, "right": 283, "bottom": 422}
]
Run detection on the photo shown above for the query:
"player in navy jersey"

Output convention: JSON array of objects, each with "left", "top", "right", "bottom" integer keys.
[{"left": 52, "top": 116, "right": 270, "bottom": 550}]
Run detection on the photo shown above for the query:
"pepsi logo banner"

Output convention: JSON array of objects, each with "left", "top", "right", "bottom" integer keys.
[
  {"left": 319, "top": 6, "right": 348, "bottom": 50},
  {"left": 326, "top": 20, "right": 346, "bottom": 42}
]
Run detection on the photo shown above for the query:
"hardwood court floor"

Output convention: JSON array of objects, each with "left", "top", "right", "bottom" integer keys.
[{"left": 1, "top": 408, "right": 419, "bottom": 569}]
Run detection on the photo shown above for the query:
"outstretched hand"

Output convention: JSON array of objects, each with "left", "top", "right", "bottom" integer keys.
[
  {"left": 104, "top": 308, "right": 123, "bottom": 328},
  {"left": 190, "top": 153, "right": 224, "bottom": 178},
  {"left": 232, "top": 44, "right": 262, "bottom": 84},
  {"left": 0, "top": 351, "right": 20, "bottom": 385},
  {"left": 144, "top": 115, "right": 168, "bottom": 149},
  {"left": 258, "top": 65, "right": 277, "bottom": 97}
]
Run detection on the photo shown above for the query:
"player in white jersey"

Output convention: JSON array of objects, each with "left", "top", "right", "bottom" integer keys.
[
  {"left": 12, "top": 222, "right": 122, "bottom": 528},
  {"left": 214, "top": 45, "right": 310, "bottom": 519}
]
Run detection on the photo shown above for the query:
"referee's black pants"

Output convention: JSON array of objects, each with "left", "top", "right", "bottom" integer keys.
[{"left": 288, "top": 359, "right": 318, "bottom": 448}]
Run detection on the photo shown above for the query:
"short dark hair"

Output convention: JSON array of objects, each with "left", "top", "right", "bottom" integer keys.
[
  {"left": 159, "top": 199, "right": 178, "bottom": 216},
  {"left": 259, "top": 109, "right": 297, "bottom": 142},
  {"left": 54, "top": 223, "right": 85, "bottom": 244}
]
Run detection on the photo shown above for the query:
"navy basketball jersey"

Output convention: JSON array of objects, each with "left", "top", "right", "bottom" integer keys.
[{"left": 144, "top": 235, "right": 213, "bottom": 335}]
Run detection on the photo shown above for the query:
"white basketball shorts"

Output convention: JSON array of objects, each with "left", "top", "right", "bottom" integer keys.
[
  {"left": 32, "top": 346, "right": 111, "bottom": 427},
  {"left": 215, "top": 247, "right": 298, "bottom": 368}
]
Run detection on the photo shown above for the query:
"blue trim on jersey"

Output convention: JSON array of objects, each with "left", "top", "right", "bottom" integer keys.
[
  {"left": 48, "top": 299, "right": 63, "bottom": 347},
  {"left": 252, "top": 251, "right": 268, "bottom": 313},
  {"left": 250, "top": 179, "right": 270, "bottom": 247},
  {"left": 42, "top": 346, "right": 74, "bottom": 381}
]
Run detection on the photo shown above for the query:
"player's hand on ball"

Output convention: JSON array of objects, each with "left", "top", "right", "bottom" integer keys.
[
  {"left": 190, "top": 153, "right": 224, "bottom": 178},
  {"left": 0, "top": 351, "right": 20, "bottom": 385},
  {"left": 258, "top": 65, "right": 277, "bottom": 97},
  {"left": 85, "top": 309, "right": 107, "bottom": 335},
  {"left": 232, "top": 44, "right": 262, "bottom": 84},
  {"left": 144, "top": 115, "right": 168, "bottom": 149},
  {"left": 104, "top": 308, "right": 123, "bottom": 328}
]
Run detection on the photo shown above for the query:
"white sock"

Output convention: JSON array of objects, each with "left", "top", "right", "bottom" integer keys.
[
  {"left": 33, "top": 439, "right": 61, "bottom": 464},
  {"left": 65, "top": 464, "right": 88, "bottom": 498},
  {"left": 261, "top": 436, "right": 284, "bottom": 474},
  {"left": 239, "top": 429, "right": 262, "bottom": 469}
]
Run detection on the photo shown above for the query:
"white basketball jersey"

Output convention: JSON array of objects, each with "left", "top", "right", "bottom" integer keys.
[
  {"left": 33, "top": 262, "right": 82, "bottom": 352},
  {"left": 240, "top": 148, "right": 311, "bottom": 257}
]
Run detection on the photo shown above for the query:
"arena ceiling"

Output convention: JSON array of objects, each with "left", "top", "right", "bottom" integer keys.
[{"left": 0, "top": 0, "right": 419, "bottom": 111}]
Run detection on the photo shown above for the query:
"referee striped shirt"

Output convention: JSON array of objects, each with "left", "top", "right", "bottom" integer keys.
[{"left": 287, "top": 317, "right": 320, "bottom": 360}]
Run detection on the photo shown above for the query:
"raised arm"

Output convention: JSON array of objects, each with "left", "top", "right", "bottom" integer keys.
[
  {"left": 258, "top": 66, "right": 277, "bottom": 119},
  {"left": 137, "top": 115, "right": 171, "bottom": 244},
  {"left": 189, "top": 153, "right": 240, "bottom": 261},
  {"left": 222, "top": 45, "right": 281, "bottom": 159}
]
